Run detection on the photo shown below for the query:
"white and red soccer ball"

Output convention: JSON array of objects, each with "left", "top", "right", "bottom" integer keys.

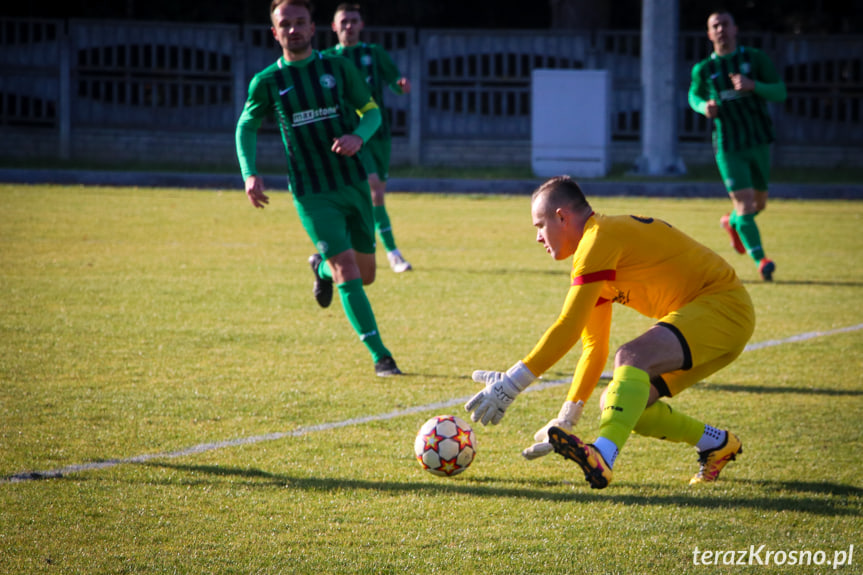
[{"left": 414, "top": 415, "right": 476, "bottom": 477}]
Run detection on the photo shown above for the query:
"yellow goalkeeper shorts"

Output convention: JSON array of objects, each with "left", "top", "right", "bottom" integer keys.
[{"left": 652, "top": 287, "right": 755, "bottom": 397}]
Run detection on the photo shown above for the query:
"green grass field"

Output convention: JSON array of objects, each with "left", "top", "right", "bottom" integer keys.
[{"left": 1, "top": 184, "right": 862, "bottom": 574}]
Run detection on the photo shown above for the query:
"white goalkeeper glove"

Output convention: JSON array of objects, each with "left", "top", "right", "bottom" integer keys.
[
  {"left": 521, "top": 400, "right": 584, "bottom": 460},
  {"left": 465, "top": 361, "right": 536, "bottom": 425}
]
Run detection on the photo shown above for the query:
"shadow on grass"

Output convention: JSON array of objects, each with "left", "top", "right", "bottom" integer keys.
[
  {"left": 700, "top": 382, "right": 863, "bottom": 396},
  {"left": 737, "top": 479, "right": 863, "bottom": 498},
  {"left": 141, "top": 462, "right": 861, "bottom": 517}
]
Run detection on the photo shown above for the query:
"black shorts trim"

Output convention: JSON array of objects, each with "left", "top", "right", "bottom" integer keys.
[
  {"left": 656, "top": 321, "right": 692, "bottom": 371},
  {"left": 651, "top": 376, "right": 672, "bottom": 398}
]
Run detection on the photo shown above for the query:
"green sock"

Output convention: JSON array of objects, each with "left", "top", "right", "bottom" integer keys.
[
  {"left": 337, "top": 278, "right": 391, "bottom": 362},
  {"left": 373, "top": 205, "right": 397, "bottom": 252},
  {"left": 728, "top": 210, "right": 740, "bottom": 228},
  {"left": 318, "top": 259, "right": 333, "bottom": 282},
  {"left": 633, "top": 401, "right": 705, "bottom": 446},
  {"left": 598, "top": 366, "right": 651, "bottom": 450},
  {"left": 734, "top": 211, "right": 765, "bottom": 263}
]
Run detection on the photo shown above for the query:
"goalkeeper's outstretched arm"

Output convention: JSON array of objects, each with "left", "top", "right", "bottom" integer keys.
[
  {"left": 522, "top": 281, "right": 605, "bottom": 378},
  {"left": 566, "top": 300, "right": 612, "bottom": 403},
  {"left": 465, "top": 282, "right": 605, "bottom": 426}
]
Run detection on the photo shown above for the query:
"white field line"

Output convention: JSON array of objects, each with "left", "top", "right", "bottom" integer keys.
[{"left": 4, "top": 323, "right": 863, "bottom": 483}]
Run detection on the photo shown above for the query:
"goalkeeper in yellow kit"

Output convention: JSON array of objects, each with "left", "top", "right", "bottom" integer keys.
[{"left": 465, "top": 176, "right": 755, "bottom": 489}]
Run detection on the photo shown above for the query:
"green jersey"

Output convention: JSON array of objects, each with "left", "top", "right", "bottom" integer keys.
[
  {"left": 323, "top": 43, "right": 404, "bottom": 141},
  {"left": 688, "top": 46, "right": 786, "bottom": 153},
  {"left": 236, "top": 51, "right": 379, "bottom": 197}
]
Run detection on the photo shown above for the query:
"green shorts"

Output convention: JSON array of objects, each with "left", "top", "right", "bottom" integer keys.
[
  {"left": 714, "top": 144, "right": 771, "bottom": 193},
  {"left": 293, "top": 181, "right": 376, "bottom": 259},
  {"left": 359, "top": 133, "right": 392, "bottom": 181}
]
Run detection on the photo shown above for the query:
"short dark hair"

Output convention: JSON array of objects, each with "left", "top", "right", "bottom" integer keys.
[
  {"left": 271, "top": 0, "right": 314, "bottom": 16},
  {"left": 532, "top": 175, "right": 591, "bottom": 214},
  {"left": 334, "top": 2, "right": 362, "bottom": 15},
  {"left": 707, "top": 9, "right": 735, "bottom": 24}
]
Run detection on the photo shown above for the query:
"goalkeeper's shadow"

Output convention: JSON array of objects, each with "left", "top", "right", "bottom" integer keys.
[
  {"left": 139, "top": 462, "right": 859, "bottom": 517},
  {"left": 699, "top": 382, "right": 863, "bottom": 396}
]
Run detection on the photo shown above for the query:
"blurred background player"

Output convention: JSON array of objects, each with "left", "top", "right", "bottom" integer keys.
[
  {"left": 235, "top": 0, "right": 402, "bottom": 376},
  {"left": 325, "top": 3, "right": 413, "bottom": 273},
  {"left": 688, "top": 10, "right": 787, "bottom": 281},
  {"left": 465, "top": 176, "right": 755, "bottom": 489}
]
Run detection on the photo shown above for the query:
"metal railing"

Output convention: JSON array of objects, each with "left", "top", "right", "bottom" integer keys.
[{"left": 1, "top": 17, "right": 861, "bottom": 160}]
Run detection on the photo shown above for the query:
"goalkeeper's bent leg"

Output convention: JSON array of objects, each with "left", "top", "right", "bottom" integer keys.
[
  {"left": 598, "top": 366, "right": 651, "bottom": 452},
  {"left": 632, "top": 401, "right": 705, "bottom": 445}
]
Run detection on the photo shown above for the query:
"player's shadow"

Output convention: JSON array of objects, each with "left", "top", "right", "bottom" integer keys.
[
  {"left": 700, "top": 382, "right": 863, "bottom": 396},
  {"left": 736, "top": 479, "right": 863, "bottom": 498},
  {"left": 140, "top": 462, "right": 861, "bottom": 518}
]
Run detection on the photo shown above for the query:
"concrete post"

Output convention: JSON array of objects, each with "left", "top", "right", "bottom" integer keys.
[
  {"left": 408, "top": 30, "right": 423, "bottom": 167},
  {"left": 234, "top": 26, "right": 247, "bottom": 126},
  {"left": 634, "top": 0, "right": 686, "bottom": 175},
  {"left": 58, "top": 22, "right": 71, "bottom": 160}
]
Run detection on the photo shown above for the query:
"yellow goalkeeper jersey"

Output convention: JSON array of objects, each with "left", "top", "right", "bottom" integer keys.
[
  {"left": 575, "top": 213, "right": 740, "bottom": 316},
  {"left": 522, "top": 213, "right": 742, "bottom": 394}
]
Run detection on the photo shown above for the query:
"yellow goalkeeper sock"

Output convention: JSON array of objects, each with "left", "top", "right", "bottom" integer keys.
[
  {"left": 597, "top": 366, "right": 651, "bottom": 451},
  {"left": 633, "top": 400, "right": 705, "bottom": 446}
]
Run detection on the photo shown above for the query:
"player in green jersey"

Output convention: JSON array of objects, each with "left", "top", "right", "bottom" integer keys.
[
  {"left": 325, "top": 3, "right": 413, "bottom": 273},
  {"left": 235, "top": 0, "right": 402, "bottom": 376},
  {"left": 688, "top": 10, "right": 787, "bottom": 281}
]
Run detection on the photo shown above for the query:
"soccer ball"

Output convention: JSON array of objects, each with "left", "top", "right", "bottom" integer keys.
[{"left": 414, "top": 415, "right": 476, "bottom": 477}]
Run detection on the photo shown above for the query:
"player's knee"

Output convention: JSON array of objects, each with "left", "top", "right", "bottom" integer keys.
[
  {"left": 599, "top": 386, "right": 609, "bottom": 411},
  {"left": 361, "top": 265, "right": 376, "bottom": 286},
  {"left": 731, "top": 189, "right": 759, "bottom": 215},
  {"left": 735, "top": 201, "right": 758, "bottom": 216},
  {"left": 614, "top": 344, "right": 640, "bottom": 368}
]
